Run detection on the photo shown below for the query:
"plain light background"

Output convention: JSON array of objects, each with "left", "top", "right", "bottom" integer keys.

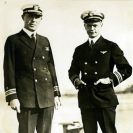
[{"left": 1, "top": 0, "right": 133, "bottom": 93}]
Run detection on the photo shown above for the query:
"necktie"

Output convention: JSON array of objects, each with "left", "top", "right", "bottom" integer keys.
[
  {"left": 90, "top": 40, "right": 94, "bottom": 48},
  {"left": 31, "top": 34, "right": 36, "bottom": 43}
]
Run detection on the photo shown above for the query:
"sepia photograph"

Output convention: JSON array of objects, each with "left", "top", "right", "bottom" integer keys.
[{"left": 0, "top": 0, "right": 133, "bottom": 133}]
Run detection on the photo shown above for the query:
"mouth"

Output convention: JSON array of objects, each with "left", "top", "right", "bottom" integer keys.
[
  {"left": 88, "top": 31, "right": 95, "bottom": 34},
  {"left": 29, "top": 23, "right": 36, "bottom": 27}
]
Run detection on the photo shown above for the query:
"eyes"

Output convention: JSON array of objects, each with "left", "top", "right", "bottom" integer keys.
[
  {"left": 28, "top": 14, "right": 42, "bottom": 19},
  {"left": 84, "top": 22, "right": 102, "bottom": 29},
  {"left": 85, "top": 24, "right": 99, "bottom": 28}
]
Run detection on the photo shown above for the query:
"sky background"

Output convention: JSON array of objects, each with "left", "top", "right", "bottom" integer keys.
[{"left": 1, "top": 0, "right": 133, "bottom": 94}]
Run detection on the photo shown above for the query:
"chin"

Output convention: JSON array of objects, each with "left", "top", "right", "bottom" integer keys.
[
  {"left": 89, "top": 35, "right": 96, "bottom": 38},
  {"left": 90, "top": 34, "right": 98, "bottom": 38},
  {"left": 28, "top": 28, "right": 36, "bottom": 32}
]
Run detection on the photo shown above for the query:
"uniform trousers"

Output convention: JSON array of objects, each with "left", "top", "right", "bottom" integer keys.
[
  {"left": 17, "top": 106, "right": 54, "bottom": 133},
  {"left": 80, "top": 107, "right": 117, "bottom": 133}
]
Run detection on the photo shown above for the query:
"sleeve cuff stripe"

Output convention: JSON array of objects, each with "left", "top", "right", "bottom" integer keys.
[
  {"left": 114, "top": 71, "right": 123, "bottom": 84},
  {"left": 70, "top": 75, "right": 79, "bottom": 83},
  {"left": 116, "top": 71, "right": 123, "bottom": 82},
  {"left": 54, "top": 86, "right": 59, "bottom": 91},
  {"left": 74, "top": 78, "right": 79, "bottom": 86},
  {"left": 5, "top": 88, "right": 16, "bottom": 97}
]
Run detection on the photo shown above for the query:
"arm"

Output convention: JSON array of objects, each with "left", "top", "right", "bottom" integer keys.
[
  {"left": 46, "top": 38, "right": 61, "bottom": 99},
  {"left": 109, "top": 43, "right": 132, "bottom": 87},
  {"left": 4, "top": 37, "right": 17, "bottom": 102},
  {"left": 47, "top": 40, "right": 61, "bottom": 109},
  {"left": 4, "top": 37, "right": 20, "bottom": 112},
  {"left": 68, "top": 48, "right": 86, "bottom": 89}
]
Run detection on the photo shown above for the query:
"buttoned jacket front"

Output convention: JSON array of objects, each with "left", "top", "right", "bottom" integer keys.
[
  {"left": 69, "top": 36, "right": 132, "bottom": 108},
  {"left": 4, "top": 30, "right": 60, "bottom": 108}
]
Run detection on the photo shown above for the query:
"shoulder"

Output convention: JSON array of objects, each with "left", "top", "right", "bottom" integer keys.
[
  {"left": 75, "top": 41, "right": 88, "bottom": 51},
  {"left": 7, "top": 32, "right": 20, "bottom": 40},
  {"left": 37, "top": 34, "right": 50, "bottom": 42},
  {"left": 100, "top": 37, "right": 121, "bottom": 50},
  {"left": 5, "top": 32, "right": 22, "bottom": 46},
  {"left": 102, "top": 37, "right": 123, "bottom": 52},
  {"left": 102, "top": 37, "right": 117, "bottom": 46},
  {"left": 37, "top": 34, "right": 48, "bottom": 40}
]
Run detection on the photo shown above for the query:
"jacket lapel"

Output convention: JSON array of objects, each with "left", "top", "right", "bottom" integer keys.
[
  {"left": 93, "top": 36, "right": 106, "bottom": 49},
  {"left": 36, "top": 34, "right": 50, "bottom": 48},
  {"left": 36, "top": 34, "right": 40, "bottom": 46},
  {"left": 19, "top": 30, "right": 35, "bottom": 49},
  {"left": 82, "top": 36, "right": 106, "bottom": 60}
]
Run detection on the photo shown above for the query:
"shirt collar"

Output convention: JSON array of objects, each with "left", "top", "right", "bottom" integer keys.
[
  {"left": 88, "top": 34, "right": 101, "bottom": 44},
  {"left": 23, "top": 28, "right": 36, "bottom": 38}
]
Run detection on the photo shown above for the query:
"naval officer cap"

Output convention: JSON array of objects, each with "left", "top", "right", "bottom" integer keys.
[
  {"left": 81, "top": 10, "right": 104, "bottom": 23},
  {"left": 22, "top": 4, "right": 43, "bottom": 16}
]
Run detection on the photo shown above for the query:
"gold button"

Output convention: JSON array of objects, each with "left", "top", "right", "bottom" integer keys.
[
  {"left": 94, "top": 72, "right": 98, "bottom": 75},
  {"left": 95, "top": 61, "right": 98, "bottom": 64},
  {"left": 34, "top": 68, "right": 37, "bottom": 71},
  {"left": 42, "top": 56, "right": 45, "bottom": 59},
  {"left": 84, "top": 62, "right": 88, "bottom": 65},
  {"left": 84, "top": 72, "right": 87, "bottom": 75}
]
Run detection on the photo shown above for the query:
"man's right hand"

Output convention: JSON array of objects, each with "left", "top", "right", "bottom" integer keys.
[
  {"left": 10, "top": 99, "right": 20, "bottom": 113},
  {"left": 74, "top": 78, "right": 86, "bottom": 89}
]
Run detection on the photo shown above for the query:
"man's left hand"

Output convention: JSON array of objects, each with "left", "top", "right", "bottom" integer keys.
[
  {"left": 94, "top": 77, "right": 111, "bottom": 85},
  {"left": 54, "top": 96, "right": 61, "bottom": 110}
]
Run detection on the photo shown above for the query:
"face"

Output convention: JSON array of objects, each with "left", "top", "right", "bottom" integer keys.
[
  {"left": 22, "top": 13, "right": 42, "bottom": 32},
  {"left": 84, "top": 21, "right": 103, "bottom": 38}
]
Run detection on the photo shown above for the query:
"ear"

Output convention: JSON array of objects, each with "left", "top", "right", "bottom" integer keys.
[
  {"left": 40, "top": 16, "right": 43, "bottom": 20},
  {"left": 21, "top": 14, "right": 24, "bottom": 20},
  {"left": 84, "top": 23, "right": 87, "bottom": 30},
  {"left": 100, "top": 22, "right": 103, "bottom": 27}
]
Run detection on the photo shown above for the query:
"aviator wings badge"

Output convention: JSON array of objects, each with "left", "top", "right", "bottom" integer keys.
[{"left": 100, "top": 51, "right": 108, "bottom": 54}]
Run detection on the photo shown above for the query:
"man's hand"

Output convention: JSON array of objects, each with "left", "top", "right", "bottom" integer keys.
[
  {"left": 54, "top": 96, "right": 61, "bottom": 110},
  {"left": 74, "top": 78, "right": 86, "bottom": 89},
  {"left": 94, "top": 77, "right": 111, "bottom": 85},
  {"left": 10, "top": 99, "right": 20, "bottom": 113}
]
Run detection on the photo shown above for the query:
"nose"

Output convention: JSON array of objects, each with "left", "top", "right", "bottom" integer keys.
[
  {"left": 33, "top": 17, "right": 36, "bottom": 20},
  {"left": 31, "top": 17, "right": 36, "bottom": 21},
  {"left": 90, "top": 26, "right": 95, "bottom": 30}
]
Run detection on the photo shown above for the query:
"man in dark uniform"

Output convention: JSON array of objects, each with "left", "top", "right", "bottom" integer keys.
[
  {"left": 4, "top": 4, "right": 61, "bottom": 133},
  {"left": 68, "top": 10, "right": 132, "bottom": 133}
]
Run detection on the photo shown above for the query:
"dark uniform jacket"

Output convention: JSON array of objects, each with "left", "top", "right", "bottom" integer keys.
[
  {"left": 4, "top": 30, "right": 60, "bottom": 108},
  {"left": 69, "top": 36, "right": 132, "bottom": 108}
]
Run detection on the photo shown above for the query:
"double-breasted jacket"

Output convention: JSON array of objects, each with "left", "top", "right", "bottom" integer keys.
[
  {"left": 4, "top": 30, "right": 60, "bottom": 108},
  {"left": 69, "top": 36, "right": 132, "bottom": 108}
]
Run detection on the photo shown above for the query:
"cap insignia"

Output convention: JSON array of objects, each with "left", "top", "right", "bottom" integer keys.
[
  {"left": 89, "top": 12, "right": 94, "bottom": 17},
  {"left": 33, "top": 5, "right": 39, "bottom": 11}
]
